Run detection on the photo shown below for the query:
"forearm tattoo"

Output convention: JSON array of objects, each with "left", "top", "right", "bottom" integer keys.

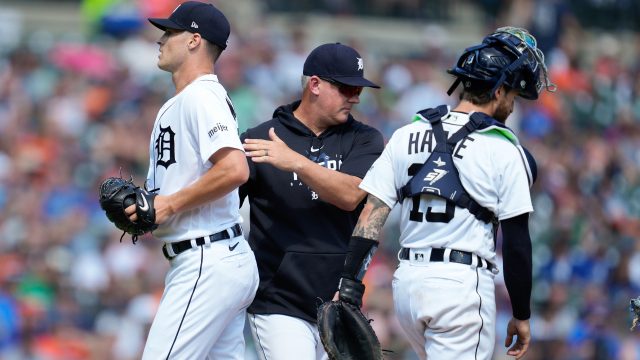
[{"left": 353, "top": 195, "right": 391, "bottom": 240}]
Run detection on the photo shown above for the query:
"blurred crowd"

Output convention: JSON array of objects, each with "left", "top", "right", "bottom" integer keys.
[{"left": 3, "top": 0, "right": 640, "bottom": 359}]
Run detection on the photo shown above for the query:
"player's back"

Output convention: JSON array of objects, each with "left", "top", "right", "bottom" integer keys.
[{"left": 361, "top": 109, "right": 533, "bottom": 261}]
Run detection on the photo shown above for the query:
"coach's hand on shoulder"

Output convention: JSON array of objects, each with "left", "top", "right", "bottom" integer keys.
[
  {"left": 243, "top": 128, "right": 305, "bottom": 172},
  {"left": 505, "top": 317, "right": 530, "bottom": 359}
]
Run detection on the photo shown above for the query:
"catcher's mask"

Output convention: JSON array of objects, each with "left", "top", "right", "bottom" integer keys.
[{"left": 447, "top": 26, "right": 556, "bottom": 100}]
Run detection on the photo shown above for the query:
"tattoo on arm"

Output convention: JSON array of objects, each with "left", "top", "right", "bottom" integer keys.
[{"left": 353, "top": 195, "right": 391, "bottom": 240}]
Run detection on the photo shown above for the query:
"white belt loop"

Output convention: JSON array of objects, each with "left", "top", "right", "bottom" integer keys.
[
  {"left": 397, "top": 249, "right": 404, "bottom": 262},
  {"left": 165, "top": 243, "right": 177, "bottom": 258},
  {"left": 189, "top": 239, "right": 197, "bottom": 251},
  {"left": 443, "top": 248, "right": 452, "bottom": 264},
  {"left": 470, "top": 254, "right": 479, "bottom": 269},
  {"left": 204, "top": 235, "right": 212, "bottom": 248},
  {"left": 226, "top": 226, "right": 235, "bottom": 239}
]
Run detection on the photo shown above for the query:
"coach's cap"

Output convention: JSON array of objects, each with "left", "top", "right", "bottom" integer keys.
[
  {"left": 303, "top": 43, "right": 380, "bottom": 88},
  {"left": 148, "top": 1, "right": 230, "bottom": 50}
]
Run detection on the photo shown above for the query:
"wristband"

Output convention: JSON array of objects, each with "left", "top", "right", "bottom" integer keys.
[{"left": 342, "top": 236, "right": 378, "bottom": 282}]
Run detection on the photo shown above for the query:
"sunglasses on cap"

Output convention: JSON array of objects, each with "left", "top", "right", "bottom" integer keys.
[{"left": 319, "top": 77, "right": 363, "bottom": 98}]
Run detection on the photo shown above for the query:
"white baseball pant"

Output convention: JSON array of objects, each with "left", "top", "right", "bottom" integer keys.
[
  {"left": 142, "top": 237, "right": 259, "bottom": 359},
  {"left": 248, "top": 313, "right": 329, "bottom": 360},
  {"left": 392, "top": 259, "right": 496, "bottom": 360}
]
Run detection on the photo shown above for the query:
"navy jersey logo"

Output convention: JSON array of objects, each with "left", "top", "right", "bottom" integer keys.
[
  {"left": 293, "top": 151, "right": 343, "bottom": 200},
  {"left": 155, "top": 125, "right": 176, "bottom": 169}
]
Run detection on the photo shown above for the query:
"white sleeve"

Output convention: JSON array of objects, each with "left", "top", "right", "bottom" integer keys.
[
  {"left": 187, "top": 89, "right": 243, "bottom": 165},
  {"left": 496, "top": 144, "right": 533, "bottom": 220},
  {"left": 359, "top": 134, "right": 398, "bottom": 209}
]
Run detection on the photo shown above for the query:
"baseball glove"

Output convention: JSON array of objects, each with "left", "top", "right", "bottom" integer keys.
[
  {"left": 317, "top": 300, "right": 383, "bottom": 360},
  {"left": 98, "top": 177, "right": 157, "bottom": 243}
]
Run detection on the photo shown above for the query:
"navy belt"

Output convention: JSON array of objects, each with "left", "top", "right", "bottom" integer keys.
[
  {"left": 399, "top": 247, "right": 496, "bottom": 271},
  {"left": 162, "top": 224, "right": 242, "bottom": 260}
]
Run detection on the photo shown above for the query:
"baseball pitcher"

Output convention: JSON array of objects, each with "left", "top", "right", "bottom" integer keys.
[{"left": 124, "top": 2, "right": 258, "bottom": 358}]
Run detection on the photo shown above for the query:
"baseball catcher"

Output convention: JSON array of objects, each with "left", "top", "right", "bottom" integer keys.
[
  {"left": 98, "top": 176, "right": 157, "bottom": 243},
  {"left": 318, "top": 26, "right": 555, "bottom": 360}
]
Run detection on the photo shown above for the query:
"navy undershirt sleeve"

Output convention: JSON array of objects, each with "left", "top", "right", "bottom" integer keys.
[{"left": 501, "top": 212, "right": 533, "bottom": 320}]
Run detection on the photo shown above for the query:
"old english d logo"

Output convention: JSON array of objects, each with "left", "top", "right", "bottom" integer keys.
[{"left": 155, "top": 125, "right": 176, "bottom": 169}]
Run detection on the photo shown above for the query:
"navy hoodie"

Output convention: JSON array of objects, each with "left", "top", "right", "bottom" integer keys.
[{"left": 240, "top": 100, "right": 384, "bottom": 322}]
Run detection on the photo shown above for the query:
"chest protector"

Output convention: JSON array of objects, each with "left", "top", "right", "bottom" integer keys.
[{"left": 398, "top": 105, "right": 527, "bottom": 226}]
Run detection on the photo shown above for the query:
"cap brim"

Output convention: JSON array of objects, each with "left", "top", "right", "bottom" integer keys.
[
  {"left": 148, "top": 18, "right": 185, "bottom": 31},
  {"left": 332, "top": 76, "right": 380, "bottom": 88}
]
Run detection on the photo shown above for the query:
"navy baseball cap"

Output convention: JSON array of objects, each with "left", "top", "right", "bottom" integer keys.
[
  {"left": 303, "top": 43, "right": 380, "bottom": 88},
  {"left": 148, "top": 1, "right": 230, "bottom": 50}
]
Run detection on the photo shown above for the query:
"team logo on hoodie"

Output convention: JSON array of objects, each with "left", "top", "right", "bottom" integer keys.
[{"left": 292, "top": 151, "right": 343, "bottom": 200}]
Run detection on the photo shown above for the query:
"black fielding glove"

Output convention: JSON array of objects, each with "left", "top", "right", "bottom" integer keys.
[
  {"left": 98, "top": 176, "right": 158, "bottom": 243},
  {"left": 317, "top": 300, "right": 383, "bottom": 360}
]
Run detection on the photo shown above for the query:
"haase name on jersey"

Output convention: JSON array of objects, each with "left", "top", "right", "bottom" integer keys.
[
  {"left": 408, "top": 130, "right": 475, "bottom": 159},
  {"left": 408, "top": 130, "right": 436, "bottom": 155}
]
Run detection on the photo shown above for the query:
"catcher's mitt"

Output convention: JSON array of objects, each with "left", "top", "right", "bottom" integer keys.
[
  {"left": 98, "top": 177, "right": 157, "bottom": 243},
  {"left": 317, "top": 300, "right": 383, "bottom": 360}
]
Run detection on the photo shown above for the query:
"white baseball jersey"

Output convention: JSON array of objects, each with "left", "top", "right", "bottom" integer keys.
[
  {"left": 146, "top": 74, "right": 243, "bottom": 242},
  {"left": 142, "top": 74, "right": 259, "bottom": 359},
  {"left": 360, "top": 110, "right": 533, "bottom": 261}
]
